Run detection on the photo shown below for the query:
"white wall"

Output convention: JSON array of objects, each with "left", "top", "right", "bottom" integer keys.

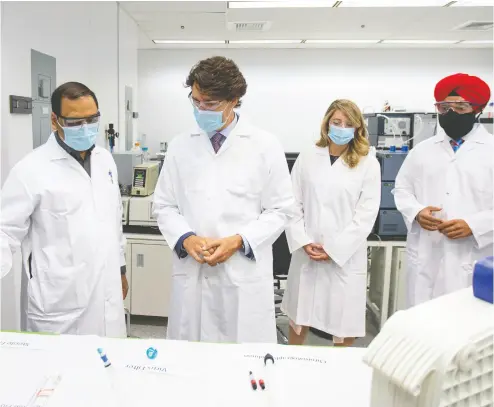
[
  {"left": 118, "top": 5, "right": 140, "bottom": 151},
  {"left": 138, "top": 48, "right": 493, "bottom": 153},
  {"left": 0, "top": 1, "right": 140, "bottom": 331},
  {"left": 1, "top": 1, "right": 119, "bottom": 185}
]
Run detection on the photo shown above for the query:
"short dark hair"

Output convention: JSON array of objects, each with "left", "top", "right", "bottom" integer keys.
[
  {"left": 185, "top": 56, "right": 247, "bottom": 107},
  {"left": 51, "top": 82, "right": 99, "bottom": 116}
]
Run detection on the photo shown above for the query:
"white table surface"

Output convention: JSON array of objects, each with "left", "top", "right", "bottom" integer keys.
[{"left": 0, "top": 332, "right": 372, "bottom": 407}]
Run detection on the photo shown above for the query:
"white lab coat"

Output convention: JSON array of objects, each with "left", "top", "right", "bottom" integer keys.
[
  {"left": 393, "top": 124, "right": 494, "bottom": 307},
  {"left": 281, "top": 145, "right": 381, "bottom": 338},
  {"left": 0, "top": 134, "right": 127, "bottom": 337},
  {"left": 153, "top": 119, "right": 294, "bottom": 343}
]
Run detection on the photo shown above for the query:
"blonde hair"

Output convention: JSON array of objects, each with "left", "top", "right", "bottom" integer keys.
[{"left": 316, "top": 99, "right": 370, "bottom": 168}]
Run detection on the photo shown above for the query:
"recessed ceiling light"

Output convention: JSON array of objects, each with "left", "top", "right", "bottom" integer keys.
[
  {"left": 337, "top": 0, "right": 452, "bottom": 6},
  {"left": 229, "top": 39, "right": 302, "bottom": 44},
  {"left": 152, "top": 40, "right": 225, "bottom": 44},
  {"left": 228, "top": 1, "right": 335, "bottom": 9},
  {"left": 459, "top": 40, "right": 494, "bottom": 43},
  {"left": 381, "top": 40, "right": 458, "bottom": 44},
  {"left": 450, "top": 0, "right": 493, "bottom": 6},
  {"left": 305, "top": 39, "right": 381, "bottom": 43}
]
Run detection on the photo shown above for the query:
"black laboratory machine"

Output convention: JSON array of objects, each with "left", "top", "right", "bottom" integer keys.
[{"left": 365, "top": 112, "right": 437, "bottom": 238}]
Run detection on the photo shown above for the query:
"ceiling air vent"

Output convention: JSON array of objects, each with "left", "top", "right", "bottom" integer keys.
[
  {"left": 454, "top": 21, "right": 494, "bottom": 31},
  {"left": 227, "top": 21, "right": 272, "bottom": 32}
]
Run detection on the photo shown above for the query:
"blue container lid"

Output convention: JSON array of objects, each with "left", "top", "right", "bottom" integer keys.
[{"left": 473, "top": 256, "right": 493, "bottom": 304}]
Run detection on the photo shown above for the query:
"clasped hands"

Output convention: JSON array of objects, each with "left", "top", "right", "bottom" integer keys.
[
  {"left": 416, "top": 206, "right": 472, "bottom": 239},
  {"left": 183, "top": 234, "right": 243, "bottom": 267},
  {"left": 303, "top": 243, "right": 331, "bottom": 262}
]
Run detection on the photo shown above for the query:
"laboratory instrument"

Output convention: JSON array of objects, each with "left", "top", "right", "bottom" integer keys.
[
  {"left": 128, "top": 194, "right": 157, "bottom": 226},
  {"left": 112, "top": 151, "right": 143, "bottom": 193},
  {"left": 156, "top": 141, "right": 168, "bottom": 172},
  {"left": 131, "top": 162, "right": 159, "bottom": 196},
  {"left": 375, "top": 151, "right": 407, "bottom": 237},
  {"left": 365, "top": 112, "right": 436, "bottom": 149},
  {"left": 122, "top": 196, "right": 130, "bottom": 225},
  {"left": 105, "top": 123, "right": 119, "bottom": 153},
  {"left": 364, "top": 258, "right": 494, "bottom": 407}
]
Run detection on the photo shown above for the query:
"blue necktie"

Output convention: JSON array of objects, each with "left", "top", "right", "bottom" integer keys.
[
  {"left": 211, "top": 133, "right": 225, "bottom": 154},
  {"left": 450, "top": 139, "right": 464, "bottom": 153}
]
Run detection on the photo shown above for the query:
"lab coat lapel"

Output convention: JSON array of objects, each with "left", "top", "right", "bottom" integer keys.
[
  {"left": 190, "top": 127, "right": 216, "bottom": 157},
  {"left": 435, "top": 131, "right": 455, "bottom": 159},
  {"left": 216, "top": 118, "right": 252, "bottom": 156},
  {"left": 45, "top": 134, "right": 91, "bottom": 181},
  {"left": 459, "top": 125, "right": 488, "bottom": 154},
  {"left": 315, "top": 145, "right": 337, "bottom": 173}
]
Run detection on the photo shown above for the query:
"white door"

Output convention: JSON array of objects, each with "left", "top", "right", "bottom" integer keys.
[{"left": 130, "top": 243, "right": 172, "bottom": 317}]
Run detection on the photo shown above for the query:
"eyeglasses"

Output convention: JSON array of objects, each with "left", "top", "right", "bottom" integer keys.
[
  {"left": 58, "top": 112, "right": 101, "bottom": 127},
  {"left": 329, "top": 120, "right": 355, "bottom": 129},
  {"left": 188, "top": 94, "right": 224, "bottom": 111},
  {"left": 434, "top": 101, "right": 479, "bottom": 115}
]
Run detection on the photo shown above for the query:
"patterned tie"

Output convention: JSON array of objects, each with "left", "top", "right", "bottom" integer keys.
[
  {"left": 211, "top": 132, "right": 225, "bottom": 154},
  {"left": 450, "top": 139, "right": 465, "bottom": 153}
]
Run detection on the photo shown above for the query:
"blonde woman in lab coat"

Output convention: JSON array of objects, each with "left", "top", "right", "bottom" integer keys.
[{"left": 282, "top": 99, "right": 381, "bottom": 347}]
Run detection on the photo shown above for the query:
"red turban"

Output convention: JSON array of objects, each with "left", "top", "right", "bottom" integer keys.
[{"left": 434, "top": 73, "right": 491, "bottom": 112}]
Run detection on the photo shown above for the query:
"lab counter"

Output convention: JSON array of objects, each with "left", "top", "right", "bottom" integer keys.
[{"left": 0, "top": 331, "right": 372, "bottom": 407}]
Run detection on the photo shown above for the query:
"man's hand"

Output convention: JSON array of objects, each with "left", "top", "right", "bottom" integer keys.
[
  {"left": 183, "top": 235, "right": 215, "bottom": 264},
  {"left": 203, "top": 235, "right": 243, "bottom": 267},
  {"left": 416, "top": 206, "right": 443, "bottom": 231},
  {"left": 437, "top": 219, "right": 473, "bottom": 239},
  {"left": 304, "top": 243, "right": 330, "bottom": 262},
  {"left": 121, "top": 274, "right": 129, "bottom": 300}
]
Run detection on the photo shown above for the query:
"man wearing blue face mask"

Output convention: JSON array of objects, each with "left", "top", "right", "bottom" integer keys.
[
  {"left": 0, "top": 82, "right": 128, "bottom": 337},
  {"left": 153, "top": 56, "right": 294, "bottom": 343}
]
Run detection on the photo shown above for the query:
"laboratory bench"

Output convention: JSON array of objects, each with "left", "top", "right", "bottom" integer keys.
[{"left": 0, "top": 331, "right": 372, "bottom": 407}]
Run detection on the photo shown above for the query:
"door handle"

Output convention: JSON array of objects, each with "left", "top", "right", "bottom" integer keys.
[{"left": 137, "top": 254, "right": 144, "bottom": 268}]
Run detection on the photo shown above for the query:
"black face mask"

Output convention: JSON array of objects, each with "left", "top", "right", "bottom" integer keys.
[{"left": 438, "top": 110, "right": 477, "bottom": 141}]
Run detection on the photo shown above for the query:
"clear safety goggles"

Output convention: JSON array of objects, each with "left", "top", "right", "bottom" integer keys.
[
  {"left": 188, "top": 94, "right": 225, "bottom": 111},
  {"left": 329, "top": 120, "right": 356, "bottom": 129},
  {"left": 58, "top": 112, "right": 101, "bottom": 128},
  {"left": 434, "top": 101, "right": 479, "bottom": 115}
]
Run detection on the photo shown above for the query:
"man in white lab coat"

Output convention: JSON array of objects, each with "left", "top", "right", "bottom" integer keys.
[
  {"left": 393, "top": 73, "right": 493, "bottom": 307},
  {"left": 0, "top": 82, "right": 128, "bottom": 336},
  {"left": 153, "top": 56, "right": 294, "bottom": 343}
]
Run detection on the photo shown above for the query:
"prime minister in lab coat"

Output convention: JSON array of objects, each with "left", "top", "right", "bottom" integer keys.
[
  {"left": 0, "top": 82, "right": 128, "bottom": 336},
  {"left": 153, "top": 56, "right": 294, "bottom": 343},
  {"left": 393, "top": 73, "right": 493, "bottom": 307},
  {"left": 282, "top": 100, "right": 381, "bottom": 347}
]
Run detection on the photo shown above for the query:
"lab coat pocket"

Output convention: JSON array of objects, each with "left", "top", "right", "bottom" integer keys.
[
  {"left": 36, "top": 263, "right": 89, "bottom": 315},
  {"left": 40, "top": 189, "right": 83, "bottom": 217}
]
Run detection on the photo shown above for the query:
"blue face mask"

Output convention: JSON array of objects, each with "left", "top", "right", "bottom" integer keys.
[
  {"left": 193, "top": 106, "right": 226, "bottom": 133},
  {"left": 60, "top": 122, "right": 99, "bottom": 151},
  {"left": 328, "top": 125, "right": 355, "bottom": 145}
]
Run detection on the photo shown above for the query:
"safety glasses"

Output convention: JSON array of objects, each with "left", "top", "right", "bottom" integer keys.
[
  {"left": 434, "top": 101, "right": 479, "bottom": 115},
  {"left": 58, "top": 112, "right": 101, "bottom": 127},
  {"left": 188, "top": 94, "right": 225, "bottom": 111}
]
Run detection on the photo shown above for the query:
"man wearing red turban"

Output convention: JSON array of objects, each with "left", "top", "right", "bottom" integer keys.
[{"left": 393, "top": 73, "right": 493, "bottom": 307}]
